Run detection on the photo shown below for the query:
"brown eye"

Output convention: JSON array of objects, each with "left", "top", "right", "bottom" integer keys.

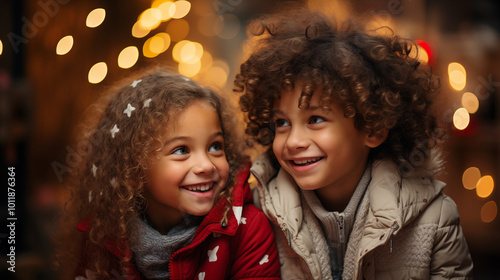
[
  {"left": 275, "top": 119, "right": 290, "bottom": 127},
  {"left": 309, "top": 116, "right": 325, "bottom": 124}
]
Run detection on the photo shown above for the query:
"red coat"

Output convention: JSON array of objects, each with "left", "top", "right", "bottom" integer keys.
[{"left": 77, "top": 166, "right": 281, "bottom": 280}]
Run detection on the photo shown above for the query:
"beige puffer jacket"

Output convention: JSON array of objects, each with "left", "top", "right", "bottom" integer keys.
[{"left": 251, "top": 152, "right": 473, "bottom": 280}]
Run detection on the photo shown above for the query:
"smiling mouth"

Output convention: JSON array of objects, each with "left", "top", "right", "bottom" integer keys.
[
  {"left": 182, "top": 182, "right": 214, "bottom": 192},
  {"left": 291, "top": 157, "right": 324, "bottom": 166}
]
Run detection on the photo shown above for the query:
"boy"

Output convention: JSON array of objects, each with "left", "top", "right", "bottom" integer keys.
[{"left": 234, "top": 8, "right": 473, "bottom": 280}]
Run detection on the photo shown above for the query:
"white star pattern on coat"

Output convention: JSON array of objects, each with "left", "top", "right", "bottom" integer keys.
[
  {"left": 131, "top": 79, "right": 142, "bottom": 87},
  {"left": 110, "top": 124, "right": 119, "bottom": 138},
  {"left": 241, "top": 217, "right": 247, "bottom": 224},
  {"left": 232, "top": 206, "right": 243, "bottom": 225},
  {"left": 198, "top": 272, "right": 205, "bottom": 280},
  {"left": 92, "top": 164, "right": 97, "bottom": 177},
  {"left": 143, "top": 98, "right": 152, "bottom": 108},
  {"left": 123, "top": 103, "right": 136, "bottom": 117},
  {"left": 208, "top": 245, "right": 219, "bottom": 262},
  {"left": 259, "top": 254, "right": 269, "bottom": 265}
]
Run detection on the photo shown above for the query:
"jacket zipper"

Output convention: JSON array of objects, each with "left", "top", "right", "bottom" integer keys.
[
  {"left": 338, "top": 213, "right": 345, "bottom": 244},
  {"left": 389, "top": 223, "right": 399, "bottom": 253}
]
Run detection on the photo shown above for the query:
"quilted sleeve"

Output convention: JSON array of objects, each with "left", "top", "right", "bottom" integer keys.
[
  {"left": 230, "top": 204, "right": 281, "bottom": 280},
  {"left": 431, "top": 195, "right": 473, "bottom": 279}
]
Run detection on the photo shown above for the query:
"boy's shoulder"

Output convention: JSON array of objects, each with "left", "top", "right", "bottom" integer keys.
[{"left": 410, "top": 192, "right": 462, "bottom": 228}]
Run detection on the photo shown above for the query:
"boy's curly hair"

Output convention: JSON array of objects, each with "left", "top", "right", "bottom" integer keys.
[
  {"left": 57, "top": 70, "right": 247, "bottom": 279},
  {"left": 234, "top": 8, "right": 443, "bottom": 170}
]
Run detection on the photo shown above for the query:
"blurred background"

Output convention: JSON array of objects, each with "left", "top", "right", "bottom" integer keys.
[{"left": 0, "top": 0, "right": 498, "bottom": 279}]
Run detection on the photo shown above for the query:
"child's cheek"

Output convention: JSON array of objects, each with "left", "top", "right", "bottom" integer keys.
[
  {"left": 272, "top": 134, "right": 285, "bottom": 161},
  {"left": 218, "top": 160, "right": 230, "bottom": 186}
]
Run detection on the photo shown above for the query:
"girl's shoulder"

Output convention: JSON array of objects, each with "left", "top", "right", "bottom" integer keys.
[{"left": 240, "top": 203, "right": 268, "bottom": 225}]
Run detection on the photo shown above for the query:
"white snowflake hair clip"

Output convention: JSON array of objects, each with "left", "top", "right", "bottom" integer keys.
[
  {"left": 131, "top": 79, "right": 142, "bottom": 88},
  {"left": 110, "top": 124, "right": 119, "bottom": 138},
  {"left": 123, "top": 103, "right": 136, "bottom": 118}
]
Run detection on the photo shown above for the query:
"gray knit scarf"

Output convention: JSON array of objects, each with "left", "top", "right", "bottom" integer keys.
[{"left": 132, "top": 215, "right": 203, "bottom": 280}]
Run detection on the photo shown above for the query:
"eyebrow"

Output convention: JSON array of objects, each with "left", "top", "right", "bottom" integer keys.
[
  {"left": 272, "top": 106, "right": 326, "bottom": 115},
  {"left": 163, "top": 131, "right": 224, "bottom": 146}
]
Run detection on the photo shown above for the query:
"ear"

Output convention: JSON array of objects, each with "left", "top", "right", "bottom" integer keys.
[{"left": 364, "top": 128, "right": 388, "bottom": 148}]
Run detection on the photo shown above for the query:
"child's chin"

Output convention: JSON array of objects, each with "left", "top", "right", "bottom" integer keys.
[
  {"left": 294, "top": 179, "right": 321, "bottom": 191},
  {"left": 184, "top": 207, "right": 212, "bottom": 217}
]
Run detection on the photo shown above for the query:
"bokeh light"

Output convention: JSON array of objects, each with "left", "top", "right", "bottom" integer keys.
[
  {"left": 481, "top": 201, "right": 498, "bottom": 223},
  {"left": 204, "top": 65, "right": 228, "bottom": 88},
  {"left": 132, "top": 21, "right": 150, "bottom": 38},
  {"left": 476, "top": 175, "right": 494, "bottom": 198},
  {"left": 200, "top": 58, "right": 230, "bottom": 88},
  {"left": 453, "top": 107, "right": 470, "bottom": 130},
  {"left": 118, "top": 46, "right": 139, "bottom": 69},
  {"left": 461, "top": 92, "right": 479, "bottom": 114},
  {"left": 152, "top": 0, "right": 171, "bottom": 8},
  {"left": 143, "top": 38, "right": 160, "bottom": 58},
  {"left": 462, "top": 167, "right": 481, "bottom": 190},
  {"left": 138, "top": 8, "right": 162, "bottom": 30},
  {"left": 172, "top": 40, "right": 203, "bottom": 63},
  {"left": 180, "top": 42, "right": 202, "bottom": 63},
  {"left": 166, "top": 19, "right": 190, "bottom": 41},
  {"left": 172, "top": 0, "right": 191, "bottom": 19},
  {"left": 212, "top": 59, "right": 230, "bottom": 75},
  {"left": 178, "top": 60, "right": 201, "bottom": 77},
  {"left": 172, "top": 40, "right": 188, "bottom": 62},
  {"left": 56, "top": 35, "right": 74, "bottom": 55},
  {"left": 448, "top": 62, "right": 466, "bottom": 91},
  {"left": 409, "top": 44, "right": 429, "bottom": 64},
  {"left": 88, "top": 62, "right": 108, "bottom": 84},
  {"left": 143, "top": 33, "right": 171, "bottom": 58},
  {"left": 154, "top": 0, "right": 175, "bottom": 21},
  {"left": 0, "top": 40, "right": 3, "bottom": 55},
  {"left": 200, "top": 51, "right": 213, "bottom": 69},
  {"left": 86, "top": 8, "right": 106, "bottom": 28},
  {"left": 415, "top": 40, "right": 432, "bottom": 64}
]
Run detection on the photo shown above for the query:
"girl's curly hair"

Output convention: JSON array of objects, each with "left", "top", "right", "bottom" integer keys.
[
  {"left": 234, "top": 8, "right": 443, "bottom": 171},
  {"left": 57, "top": 70, "right": 247, "bottom": 279}
]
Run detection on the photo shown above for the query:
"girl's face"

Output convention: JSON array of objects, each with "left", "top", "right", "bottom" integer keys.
[
  {"left": 146, "top": 100, "right": 229, "bottom": 229},
  {"left": 272, "top": 81, "right": 373, "bottom": 204}
]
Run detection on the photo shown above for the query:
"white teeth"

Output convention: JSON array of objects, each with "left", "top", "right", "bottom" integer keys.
[
  {"left": 185, "top": 183, "right": 212, "bottom": 192},
  {"left": 293, "top": 157, "right": 322, "bottom": 165}
]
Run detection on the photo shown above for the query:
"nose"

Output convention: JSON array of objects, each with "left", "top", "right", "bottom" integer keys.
[
  {"left": 193, "top": 153, "right": 215, "bottom": 174},
  {"left": 285, "top": 125, "right": 310, "bottom": 150}
]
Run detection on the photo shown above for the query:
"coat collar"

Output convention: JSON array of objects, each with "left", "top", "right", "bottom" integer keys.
[
  {"left": 251, "top": 149, "right": 446, "bottom": 235},
  {"left": 251, "top": 153, "right": 303, "bottom": 237},
  {"left": 368, "top": 150, "right": 446, "bottom": 233}
]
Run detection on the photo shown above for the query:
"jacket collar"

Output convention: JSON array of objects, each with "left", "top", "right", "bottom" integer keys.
[
  {"left": 251, "top": 153, "right": 304, "bottom": 236},
  {"left": 251, "top": 149, "right": 446, "bottom": 234},
  {"left": 193, "top": 163, "right": 253, "bottom": 237},
  {"left": 369, "top": 151, "right": 446, "bottom": 233}
]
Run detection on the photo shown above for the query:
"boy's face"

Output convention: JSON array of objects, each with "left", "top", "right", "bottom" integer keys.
[
  {"left": 272, "top": 82, "right": 372, "bottom": 196},
  {"left": 146, "top": 100, "right": 229, "bottom": 225}
]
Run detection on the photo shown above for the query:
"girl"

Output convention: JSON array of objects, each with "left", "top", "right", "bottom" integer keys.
[
  {"left": 57, "top": 70, "right": 280, "bottom": 280},
  {"left": 234, "top": 8, "right": 473, "bottom": 280}
]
